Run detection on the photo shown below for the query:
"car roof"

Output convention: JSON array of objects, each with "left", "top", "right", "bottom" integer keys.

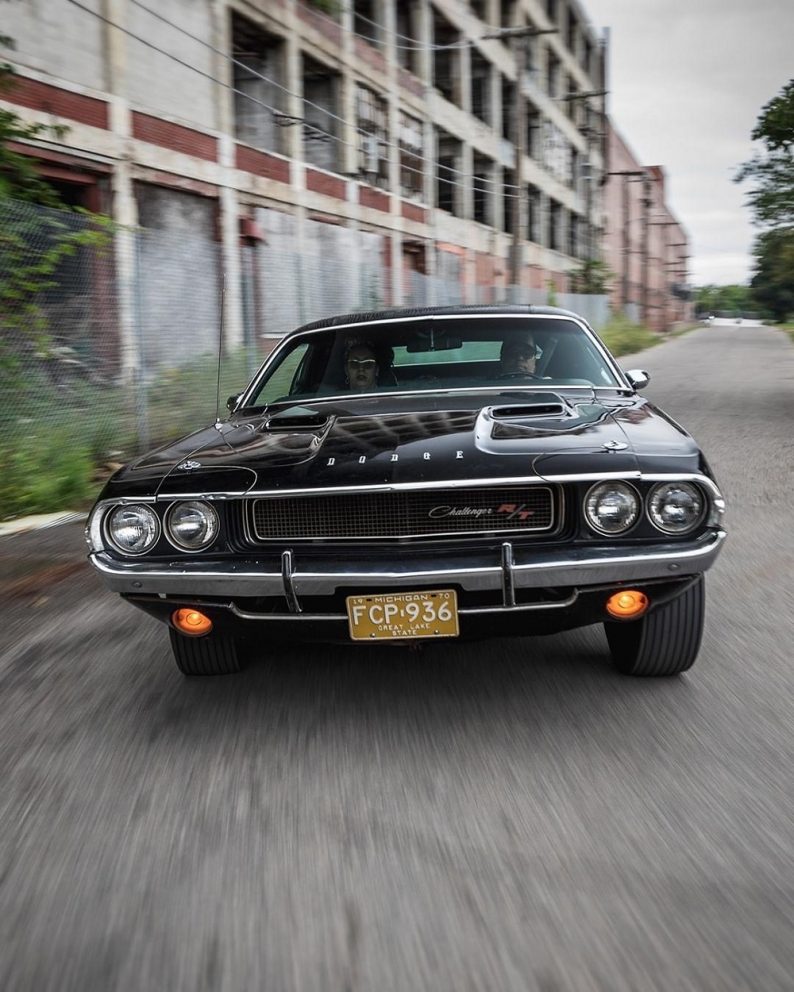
[{"left": 292, "top": 304, "right": 585, "bottom": 336}]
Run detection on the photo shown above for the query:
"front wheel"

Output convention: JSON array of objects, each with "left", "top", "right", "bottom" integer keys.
[
  {"left": 169, "top": 628, "right": 242, "bottom": 676},
  {"left": 604, "top": 577, "right": 705, "bottom": 676}
]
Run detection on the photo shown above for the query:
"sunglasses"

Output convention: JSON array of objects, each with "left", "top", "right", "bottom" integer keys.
[
  {"left": 347, "top": 358, "right": 377, "bottom": 370},
  {"left": 503, "top": 346, "right": 539, "bottom": 360}
]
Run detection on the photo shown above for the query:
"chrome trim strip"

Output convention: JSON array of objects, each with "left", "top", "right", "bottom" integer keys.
[
  {"left": 501, "top": 542, "right": 516, "bottom": 607},
  {"left": 226, "top": 591, "right": 580, "bottom": 622},
  {"left": 151, "top": 472, "right": 723, "bottom": 502},
  {"left": 281, "top": 549, "right": 301, "bottom": 613},
  {"left": 90, "top": 529, "right": 726, "bottom": 596}
]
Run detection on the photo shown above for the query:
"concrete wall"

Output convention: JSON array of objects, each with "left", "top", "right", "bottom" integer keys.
[{"left": 3, "top": 0, "right": 106, "bottom": 91}]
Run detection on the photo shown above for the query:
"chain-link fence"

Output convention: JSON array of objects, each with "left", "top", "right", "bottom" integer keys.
[{"left": 1, "top": 196, "right": 611, "bottom": 518}]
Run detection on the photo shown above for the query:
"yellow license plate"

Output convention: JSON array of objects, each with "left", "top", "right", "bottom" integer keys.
[{"left": 346, "top": 590, "right": 459, "bottom": 641}]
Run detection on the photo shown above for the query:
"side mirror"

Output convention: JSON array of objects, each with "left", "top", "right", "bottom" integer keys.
[
  {"left": 226, "top": 393, "right": 241, "bottom": 412},
  {"left": 624, "top": 369, "right": 650, "bottom": 390}
]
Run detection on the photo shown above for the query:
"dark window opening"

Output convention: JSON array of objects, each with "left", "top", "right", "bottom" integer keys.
[
  {"left": 473, "top": 154, "right": 493, "bottom": 226},
  {"left": 395, "top": 3, "right": 420, "bottom": 74},
  {"left": 503, "top": 168, "right": 515, "bottom": 235},
  {"left": 527, "top": 185, "right": 541, "bottom": 244},
  {"left": 432, "top": 9, "right": 461, "bottom": 106},
  {"left": 527, "top": 104, "right": 541, "bottom": 159},
  {"left": 356, "top": 85, "right": 389, "bottom": 188},
  {"left": 232, "top": 13, "right": 286, "bottom": 155},
  {"left": 353, "top": 0, "right": 380, "bottom": 47},
  {"left": 471, "top": 49, "right": 492, "bottom": 125},
  {"left": 302, "top": 55, "right": 341, "bottom": 173},
  {"left": 548, "top": 199, "right": 562, "bottom": 252},
  {"left": 436, "top": 129, "right": 462, "bottom": 216},
  {"left": 399, "top": 111, "right": 424, "bottom": 198},
  {"left": 501, "top": 76, "right": 515, "bottom": 141}
]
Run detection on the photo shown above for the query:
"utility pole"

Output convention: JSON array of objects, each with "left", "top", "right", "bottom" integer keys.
[{"left": 481, "top": 26, "right": 558, "bottom": 289}]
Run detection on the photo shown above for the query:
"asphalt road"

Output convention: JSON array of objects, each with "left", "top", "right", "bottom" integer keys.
[{"left": 2, "top": 322, "right": 793, "bottom": 992}]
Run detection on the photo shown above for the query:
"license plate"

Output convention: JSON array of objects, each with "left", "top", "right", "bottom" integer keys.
[{"left": 346, "top": 589, "right": 459, "bottom": 641}]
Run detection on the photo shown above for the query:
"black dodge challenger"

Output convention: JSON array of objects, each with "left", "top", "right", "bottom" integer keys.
[{"left": 86, "top": 306, "right": 726, "bottom": 677}]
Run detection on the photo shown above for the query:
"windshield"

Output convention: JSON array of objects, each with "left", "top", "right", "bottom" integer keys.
[{"left": 244, "top": 315, "right": 621, "bottom": 408}]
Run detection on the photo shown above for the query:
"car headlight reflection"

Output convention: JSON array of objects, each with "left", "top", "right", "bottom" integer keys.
[
  {"left": 648, "top": 482, "right": 704, "bottom": 534},
  {"left": 106, "top": 504, "right": 160, "bottom": 556},
  {"left": 166, "top": 500, "right": 219, "bottom": 551},
  {"left": 584, "top": 482, "right": 640, "bottom": 535}
]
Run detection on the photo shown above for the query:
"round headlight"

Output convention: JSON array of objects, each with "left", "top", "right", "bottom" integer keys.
[
  {"left": 584, "top": 481, "right": 640, "bottom": 535},
  {"left": 648, "top": 482, "right": 704, "bottom": 534},
  {"left": 166, "top": 500, "right": 219, "bottom": 551},
  {"left": 106, "top": 504, "right": 160, "bottom": 556}
]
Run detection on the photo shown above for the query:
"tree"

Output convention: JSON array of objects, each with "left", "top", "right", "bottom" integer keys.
[
  {"left": 736, "top": 79, "right": 794, "bottom": 320},
  {"left": 750, "top": 229, "right": 794, "bottom": 322},
  {"left": 736, "top": 79, "right": 794, "bottom": 230},
  {"left": 694, "top": 284, "right": 752, "bottom": 315}
]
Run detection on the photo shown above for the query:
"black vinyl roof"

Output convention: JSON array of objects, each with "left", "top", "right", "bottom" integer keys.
[{"left": 293, "top": 304, "right": 583, "bottom": 335}]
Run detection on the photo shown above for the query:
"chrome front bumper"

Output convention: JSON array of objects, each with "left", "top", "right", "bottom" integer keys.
[{"left": 90, "top": 530, "right": 726, "bottom": 603}]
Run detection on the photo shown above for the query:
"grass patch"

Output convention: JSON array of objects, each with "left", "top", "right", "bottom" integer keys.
[{"left": 597, "top": 314, "right": 660, "bottom": 357}]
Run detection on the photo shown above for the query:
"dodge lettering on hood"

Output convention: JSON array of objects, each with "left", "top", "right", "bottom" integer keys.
[{"left": 86, "top": 306, "right": 726, "bottom": 677}]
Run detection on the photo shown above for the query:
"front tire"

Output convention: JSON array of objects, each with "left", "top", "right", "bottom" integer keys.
[
  {"left": 169, "top": 628, "right": 242, "bottom": 676},
  {"left": 605, "top": 577, "right": 705, "bottom": 676}
]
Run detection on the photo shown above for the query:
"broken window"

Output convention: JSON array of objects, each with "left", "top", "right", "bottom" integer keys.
[
  {"left": 356, "top": 85, "right": 389, "bottom": 187},
  {"left": 302, "top": 55, "right": 341, "bottom": 172},
  {"left": 399, "top": 111, "right": 424, "bottom": 198},
  {"left": 232, "top": 13, "right": 287, "bottom": 155}
]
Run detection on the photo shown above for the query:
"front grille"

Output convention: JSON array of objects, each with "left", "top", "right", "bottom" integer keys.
[{"left": 250, "top": 486, "right": 556, "bottom": 540}]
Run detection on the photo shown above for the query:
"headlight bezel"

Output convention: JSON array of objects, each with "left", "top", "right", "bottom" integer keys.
[
  {"left": 164, "top": 500, "right": 220, "bottom": 552},
  {"left": 104, "top": 503, "right": 161, "bottom": 557},
  {"left": 583, "top": 480, "right": 642, "bottom": 536},
  {"left": 646, "top": 481, "right": 706, "bottom": 536}
]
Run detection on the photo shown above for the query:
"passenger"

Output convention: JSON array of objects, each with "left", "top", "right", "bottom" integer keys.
[{"left": 499, "top": 332, "right": 540, "bottom": 378}]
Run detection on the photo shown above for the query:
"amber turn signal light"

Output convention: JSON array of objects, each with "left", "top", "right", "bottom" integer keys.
[
  {"left": 606, "top": 589, "right": 649, "bottom": 619},
  {"left": 172, "top": 607, "right": 213, "bottom": 636}
]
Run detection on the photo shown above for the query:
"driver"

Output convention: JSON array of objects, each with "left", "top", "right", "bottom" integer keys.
[{"left": 499, "top": 332, "right": 539, "bottom": 377}]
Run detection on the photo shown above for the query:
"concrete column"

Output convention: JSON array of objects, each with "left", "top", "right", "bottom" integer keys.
[{"left": 210, "top": 0, "right": 233, "bottom": 136}]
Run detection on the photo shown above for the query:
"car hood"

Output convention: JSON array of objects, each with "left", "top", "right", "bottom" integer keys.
[{"left": 102, "top": 391, "right": 703, "bottom": 498}]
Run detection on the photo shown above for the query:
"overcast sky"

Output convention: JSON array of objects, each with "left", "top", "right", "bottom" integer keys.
[{"left": 582, "top": 0, "right": 793, "bottom": 286}]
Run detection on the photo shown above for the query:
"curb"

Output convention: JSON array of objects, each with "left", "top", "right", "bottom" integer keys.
[{"left": 0, "top": 511, "right": 85, "bottom": 539}]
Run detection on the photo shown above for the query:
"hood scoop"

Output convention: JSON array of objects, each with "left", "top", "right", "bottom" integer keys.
[
  {"left": 263, "top": 407, "right": 331, "bottom": 432},
  {"left": 491, "top": 401, "right": 566, "bottom": 419}
]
